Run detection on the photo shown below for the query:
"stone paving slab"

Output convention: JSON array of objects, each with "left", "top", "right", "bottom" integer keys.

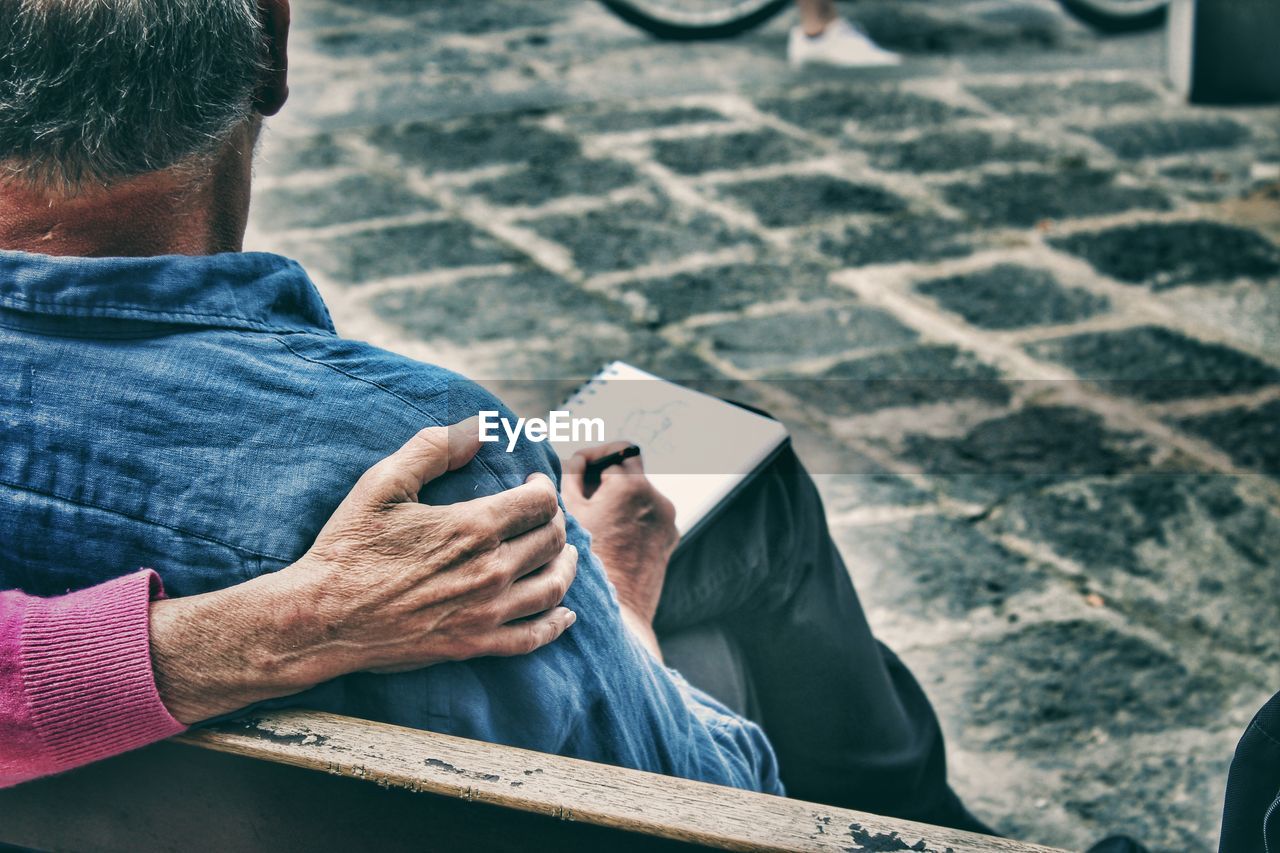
[
  {"left": 916, "top": 264, "right": 1111, "bottom": 329},
  {"left": 1050, "top": 220, "right": 1280, "bottom": 289},
  {"left": 1026, "top": 325, "right": 1280, "bottom": 401},
  {"left": 254, "top": 174, "right": 438, "bottom": 231},
  {"left": 248, "top": 2, "right": 1280, "bottom": 849},
  {"left": 943, "top": 168, "right": 1174, "bottom": 227},
  {"left": 614, "top": 260, "right": 843, "bottom": 325},
  {"left": 1180, "top": 401, "right": 1280, "bottom": 477}
]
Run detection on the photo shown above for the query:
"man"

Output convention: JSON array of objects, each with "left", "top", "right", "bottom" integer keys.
[{"left": 0, "top": 0, "right": 984, "bottom": 830}]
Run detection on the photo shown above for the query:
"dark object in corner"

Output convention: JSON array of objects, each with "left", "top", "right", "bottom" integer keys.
[
  {"left": 1217, "top": 690, "right": 1280, "bottom": 853},
  {"left": 1169, "top": 0, "right": 1280, "bottom": 104}
]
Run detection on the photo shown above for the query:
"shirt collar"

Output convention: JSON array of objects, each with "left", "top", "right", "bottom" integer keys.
[{"left": 0, "top": 249, "right": 335, "bottom": 334}]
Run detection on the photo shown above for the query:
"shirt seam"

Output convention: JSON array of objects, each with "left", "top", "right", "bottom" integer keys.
[
  {"left": 0, "top": 478, "right": 288, "bottom": 563},
  {"left": 0, "top": 296, "right": 326, "bottom": 334},
  {"left": 0, "top": 317, "right": 193, "bottom": 340},
  {"left": 269, "top": 335, "right": 509, "bottom": 486}
]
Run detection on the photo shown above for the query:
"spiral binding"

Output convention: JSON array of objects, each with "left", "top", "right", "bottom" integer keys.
[{"left": 564, "top": 362, "right": 621, "bottom": 410}]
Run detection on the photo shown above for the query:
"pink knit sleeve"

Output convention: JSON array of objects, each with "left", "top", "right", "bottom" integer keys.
[{"left": 0, "top": 570, "right": 186, "bottom": 788}]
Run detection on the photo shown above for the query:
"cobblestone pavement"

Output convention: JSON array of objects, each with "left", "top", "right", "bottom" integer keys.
[{"left": 248, "top": 2, "right": 1280, "bottom": 849}]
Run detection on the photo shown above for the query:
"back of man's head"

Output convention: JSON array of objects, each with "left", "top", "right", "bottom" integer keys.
[{"left": 0, "top": 0, "right": 266, "bottom": 191}]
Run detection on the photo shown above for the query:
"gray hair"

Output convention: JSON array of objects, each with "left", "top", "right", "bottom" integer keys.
[{"left": 0, "top": 0, "right": 266, "bottom": 190}]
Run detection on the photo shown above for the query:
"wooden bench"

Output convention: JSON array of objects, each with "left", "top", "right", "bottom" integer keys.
[{"left": 0, "top": 710, "right": 1067, "bottom": 852}]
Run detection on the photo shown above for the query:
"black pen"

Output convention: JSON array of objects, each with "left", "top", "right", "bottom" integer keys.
[{"left": 584, "top": 445, "right": 640, "bottom": 484}]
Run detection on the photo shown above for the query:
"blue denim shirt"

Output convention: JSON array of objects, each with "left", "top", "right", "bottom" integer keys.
[{"left": 0, "top": 249, "right": 781, "bottom": 794}]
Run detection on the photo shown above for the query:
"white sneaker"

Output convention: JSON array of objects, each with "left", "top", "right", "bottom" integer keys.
[{"left": 787, "top": 17, "right": 902, "bottom": 69}]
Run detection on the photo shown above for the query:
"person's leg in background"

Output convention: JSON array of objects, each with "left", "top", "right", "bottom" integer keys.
[
  {"left": 654, "top": 444, "right": 992, "bottom": 832},
  {"left": 789, "top": 0, "right": 901, "bottom": 68},
  {"left": 795, "top": 0, "right": 839, "bottom": 36}
]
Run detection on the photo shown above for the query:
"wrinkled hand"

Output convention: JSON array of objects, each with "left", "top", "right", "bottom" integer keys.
[
  {"left": 296, "top": 419, "right": 578, "bottom": 675},
  {"left": 150, "top": 419, "right": 577, "bottom": 724},
  {"left": 562, "top": 442, "right": 676, "bottom": 650}
]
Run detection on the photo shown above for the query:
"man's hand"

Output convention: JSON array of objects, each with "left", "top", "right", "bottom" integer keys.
[
  {"left": 562, "top": 442, "right": 677, "bottom": 660},
  {"left": 149, "top": 419, "right": 578, "bottom": 724}
]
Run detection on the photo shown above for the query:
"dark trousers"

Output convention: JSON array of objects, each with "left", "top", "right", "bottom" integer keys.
[
  {"left": 654, "top": 445, "right": 990, "bottom": 832},
  {"left": 1217, "top": 690, "right": 1280, "bottom": 853}
]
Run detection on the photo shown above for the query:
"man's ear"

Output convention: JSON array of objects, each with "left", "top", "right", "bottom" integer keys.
[{"left": 254, "top": 0, "right": 290, "bottom": 117}]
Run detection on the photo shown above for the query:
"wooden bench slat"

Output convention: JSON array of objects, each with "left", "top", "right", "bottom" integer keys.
[{"left": 173, "top": 710, "right": 1066, "bottom": 853}]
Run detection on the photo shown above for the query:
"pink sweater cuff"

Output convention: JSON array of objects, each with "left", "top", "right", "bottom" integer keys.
[{"left": 21, "top": 570, "right": 186, "bottom": 771}]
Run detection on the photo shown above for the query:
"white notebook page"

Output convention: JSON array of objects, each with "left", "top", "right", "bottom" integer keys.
[{"left": 555, "top": 362, "right": 789, "bottom": 539}]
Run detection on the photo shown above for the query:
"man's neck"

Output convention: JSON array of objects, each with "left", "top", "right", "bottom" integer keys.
[{"left": 0, "top": 128, "right": 254, "bottom": 258}]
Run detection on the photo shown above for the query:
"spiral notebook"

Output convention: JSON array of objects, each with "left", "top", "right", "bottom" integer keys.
[{"left": 555, "top": 361, "right": 790, "bottom": 549}]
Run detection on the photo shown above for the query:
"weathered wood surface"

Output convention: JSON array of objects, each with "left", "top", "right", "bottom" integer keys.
[
  {"left": 0, "top": 709, "right": 1072, "bottom": 852},
  {"left": 174, "top": 709, "right": 1066, "bottom": 853},
  {"left": 0, "top": 739, "right": 698, "bottom": 853}
]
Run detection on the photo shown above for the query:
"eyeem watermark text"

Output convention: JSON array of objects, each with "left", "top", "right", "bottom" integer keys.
[{"left": 478, "top": 410, "right": 604, "bottom": 452}]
